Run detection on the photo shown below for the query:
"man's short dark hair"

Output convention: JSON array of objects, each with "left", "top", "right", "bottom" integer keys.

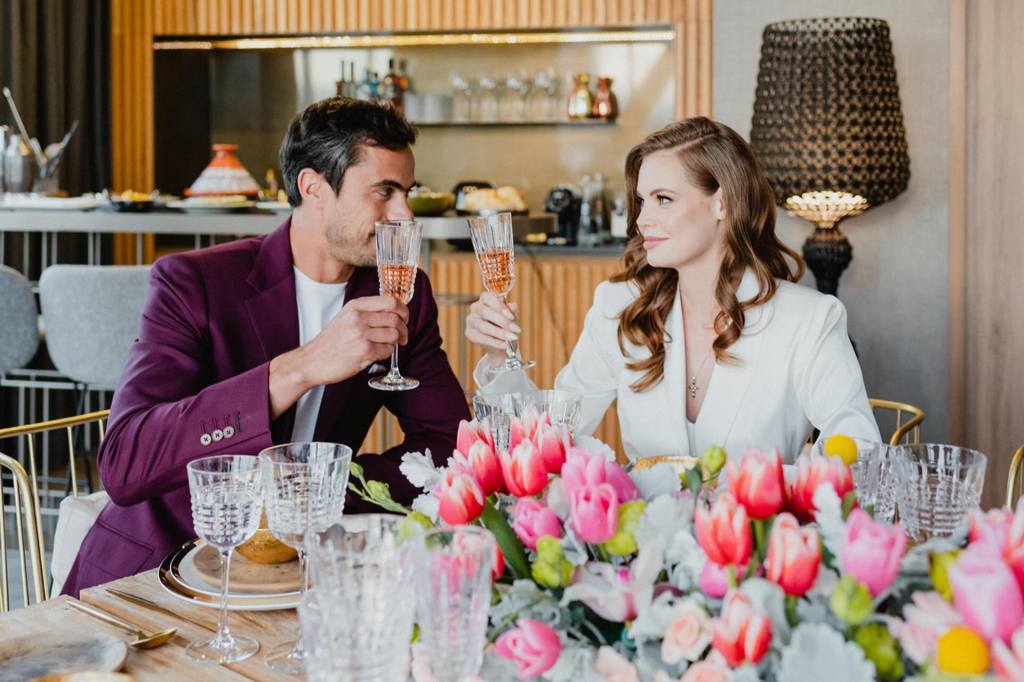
[{"left": 279, "top": 97, "right": 418, "bottom": 207}]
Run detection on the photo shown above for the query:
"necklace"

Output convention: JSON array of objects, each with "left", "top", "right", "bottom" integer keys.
[{"left": 688, "top": 350, "right": 714, "bottom": 400}]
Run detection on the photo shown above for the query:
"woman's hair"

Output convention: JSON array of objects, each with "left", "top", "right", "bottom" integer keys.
[{"left": 611, "top": 116, "right": 804, "bottom": 392}]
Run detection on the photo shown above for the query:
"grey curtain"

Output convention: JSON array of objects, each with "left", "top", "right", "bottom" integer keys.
[{"left": 1, "top": 0, "right": 110, "bottom": 195}]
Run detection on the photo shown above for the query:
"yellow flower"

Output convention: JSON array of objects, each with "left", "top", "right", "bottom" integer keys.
[
  {"left": 936, "top": 626, "right": 990, "bottom": 675},
  {"left": 824, "top": 434, "right": 858, "bottom": 466}
]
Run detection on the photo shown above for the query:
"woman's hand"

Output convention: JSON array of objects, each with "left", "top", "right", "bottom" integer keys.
[{"left": 466, "top": 291, "right": 521, "bottom": 366}]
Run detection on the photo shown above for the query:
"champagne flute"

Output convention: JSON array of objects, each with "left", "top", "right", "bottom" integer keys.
[
  {"left": 185, "top": 455, "right": 263, "bottom": 664},
  {"left": 467, "top": 212, "right": 535, "bottom": 374},
  {"left": 369, "top": 219, "right": 422, "bottom": 391}
]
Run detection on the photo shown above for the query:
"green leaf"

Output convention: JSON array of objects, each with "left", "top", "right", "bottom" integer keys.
[
  {"left": 684, "top": 467, "right": 704, "bottom": 495},
  {"left": 479, "top": 498, "right": 530, "bottom": 580}
]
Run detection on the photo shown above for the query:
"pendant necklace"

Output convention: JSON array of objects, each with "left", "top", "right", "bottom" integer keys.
[{"left": 688, "top": 350, "right": 714, "bottom": 400}]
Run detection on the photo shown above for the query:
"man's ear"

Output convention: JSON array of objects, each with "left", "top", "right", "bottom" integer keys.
[{"left": 297, "top": 168, "right": 323, "bottom": 205}]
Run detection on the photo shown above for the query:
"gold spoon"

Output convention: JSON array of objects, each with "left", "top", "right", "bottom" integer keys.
[{"left": 67, "top": 600, "right": 177, "bottom": 649}]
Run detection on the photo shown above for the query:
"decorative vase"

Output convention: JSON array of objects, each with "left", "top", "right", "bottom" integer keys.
[
  {"left": 567, "top": 73, "right": 594, "bottom": 120},
  {"left": 186, "top": 143, "right": 261, "bottom": 197},
  {"left": 592, "top": 77, "right": 618, "bottom": 120}
]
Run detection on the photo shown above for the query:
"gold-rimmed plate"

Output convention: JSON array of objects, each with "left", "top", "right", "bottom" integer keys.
[{"left": 158, "top": 540, "right": 299, "bottom": 611}]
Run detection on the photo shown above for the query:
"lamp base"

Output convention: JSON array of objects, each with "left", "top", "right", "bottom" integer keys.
[{"left": 802, "top": 226, "right": 852, "bottom": 296}]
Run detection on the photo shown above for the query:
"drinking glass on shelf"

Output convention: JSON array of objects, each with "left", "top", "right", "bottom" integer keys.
[
  {"left": 259, "top": 442, "right": 352, "bottom": 674},
  {"left": 185, "top": 455, "right": 263, "bottom": 664},
  {"left": 467, "top": 212, "right": 535, "bottom": 375},
  {"left": 415, "top": 526, "right": 496, "bottom": 682},
  {"left": 895, "top": 443, "right": 987, "bottom": 542},
  {"left": 369, "top": 220, "right": 422, "bottom": 391}
]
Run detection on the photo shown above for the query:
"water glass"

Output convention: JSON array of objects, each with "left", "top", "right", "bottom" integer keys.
[
  {"left": 258, "top": 442, "right": 352, "bottom": 674},
  {"left": 510, "top": 389, "right": 582, "bottom": 434},
  {"left": 813, "top": 437, "right": 896, "bottom": 522},
  {"left": 415, "top": 526, "right": 496, "bottom": 682},
  {"left": 370, "top": 219, "right": 423, "bottom": 392},
  {"left": 895, "top": 444, "right": 987, "bottom": 542},
  {"left": 185, "top": 455, "right": 263, "bottom": 664},
  {"left": 303, "top": 515, "right": 423, "bottom": 681}
]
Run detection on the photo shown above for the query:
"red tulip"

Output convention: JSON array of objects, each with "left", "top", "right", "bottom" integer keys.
[
  {"left": 712, "top": 591, "right": 772, "bottom": 666},
  {"left": 500, "top": 438, "right": 549, "bottom": 497},
  {"left": 765, "top": 512, "right": 821, "bottom": 596},
  {"left": 694, "top": 493, "right": 753, "bottom": 568},
  {"left": 456, "top": 419, "right": 493, "bottom": 458},
  {"left": 787, "top": 453, "right": 854, "bottom": 522},
  {"left": 453, "top": 439, "right": 504, "bottom": 496},
  {"left": 726, "top": 448, "right": 786, "bottom": 520},
  {"left": 492, "top": 543, "right": 506, "bottom": 582},
  {"left": 434, "top": 463, "right": 486, "bottom": 525},
  {"left": 1005, "top": 501, "right": 1024, "bottom": 594}
]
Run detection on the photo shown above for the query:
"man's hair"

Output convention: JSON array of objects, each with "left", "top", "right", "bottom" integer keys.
[{"left": 279, "top": 97, "right": 418, "bottom": 207}]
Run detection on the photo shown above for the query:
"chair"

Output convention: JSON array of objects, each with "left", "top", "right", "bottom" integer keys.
[
  {"left": 1007, "top": 443, "right": 1024, "bottom": 508},
  {"left": 0, "top": 410, "right": 110, "bottom": 607},
  {"left": 39, "top": 265, "right": 151, "bottom": 392},
  {"left": 869, "top": 398, "right": 924, "bottom": 446},
  {"left": 0, "top": 265, "right": 39, "bottom": 376}
]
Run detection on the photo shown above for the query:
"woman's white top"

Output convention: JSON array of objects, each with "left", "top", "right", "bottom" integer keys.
[{"left": 476, "top": 268, "right": 881, "bottom": 462}]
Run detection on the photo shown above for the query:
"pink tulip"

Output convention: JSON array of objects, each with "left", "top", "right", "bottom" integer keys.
[
  {"left": 787, "top": 453, "right": 854, "bottom": 523},
  {"left": 456, "top": 419, "right": 492, "bottom": 459},
  {"left": 494, "top": 618, "right": 562, "bottom": 680},
  {"left": 765, "top": 512, "right": 821, "bottom": 597},
  {"left": 842, "top": 508, "right": 906, "bottom": 597},
  {"left": 561, "top": 447, "right": 608, "bottom": 496},
  {"left": 533, "top": 421, "right": 568, "bottom": 474},
  {"left": 993, "top": 625, "right": 1024, "bottom": 682},
  {"left": 726, "top": 448, "right": 786, "bottom": 520},
  {"left": 500, "top": 438, "right": 549, "bottom": 497},
  {"left": 971, "top": 507, "right": 1015, "bottom": 546},
  {"left": 1004, "top": 501, "right": 1024, "bottom": 594},
  {"left": 699, "top": 561, "right": 732, "bottom": 599},
  {"left": 604, "top": 460, "right": 641, "bottom": 503},
  {"left": 712, "top": 591, "right": 772, "bottom": 666},
  {"left": 492, "top": 543, "right": 505, "bottom": 582},
  {"left": 949, "top": 539, "right": 1024, "bottom": 644},
  {"left": 695, "top": 493, "right": 753, "bottom": 568},
  {"left": 511, "top": 498, "right": 564, "bottom": 550},
  {"left": 452, "top": 438, "right": 504, "bottom": 497},
  {"left": 434, "top": 463, "right": 485, "bottom": 525},
  {"left": 569, "top": 482, "right": 619, "bottom": 544}
]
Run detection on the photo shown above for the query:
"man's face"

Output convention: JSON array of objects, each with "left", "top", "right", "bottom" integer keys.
[{"left": 321, "top": 145, "right": 416, "bottom": 268}]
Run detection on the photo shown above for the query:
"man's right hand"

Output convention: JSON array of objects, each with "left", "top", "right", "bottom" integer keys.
[{"left": 269, "top": 295, "right": 409, "bottom": 419}]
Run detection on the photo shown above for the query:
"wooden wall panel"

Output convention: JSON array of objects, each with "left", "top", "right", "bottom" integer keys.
[{"left": 965, "top": 0, "right": 1024, "bottom": 509}]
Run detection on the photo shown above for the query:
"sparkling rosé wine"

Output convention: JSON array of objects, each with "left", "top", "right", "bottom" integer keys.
[
  {"left": 477, "top": 248, "right": 513, "bottom": 296},
  {"left": 379, "top": 262, "right": 416, "bottom": 303}
]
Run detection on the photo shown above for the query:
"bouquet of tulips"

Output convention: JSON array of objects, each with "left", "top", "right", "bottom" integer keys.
[{"left": 352, "top": 409, "right": 1024, "bottom": 682}]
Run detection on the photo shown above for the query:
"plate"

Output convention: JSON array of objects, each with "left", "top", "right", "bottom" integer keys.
[
  {"left": 158, "top": 539, "right": 300, "bottom": 611},
  {"left": 0, "top": 196, "right": 99, "bottom": 211},
  {"left": 165, "top": 199, "right": 256, "bottom": 214},
  {"left": 0, "top": 634, "right": 126, "bottom": 682}
]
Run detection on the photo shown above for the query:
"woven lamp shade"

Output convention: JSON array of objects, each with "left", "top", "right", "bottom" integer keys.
[{"left": 750, "top": 17, "right": 910, "bottom": 209}]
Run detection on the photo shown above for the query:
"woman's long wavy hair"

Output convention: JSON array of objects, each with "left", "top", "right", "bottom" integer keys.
[{"left": 611, "top": 117, "right": 804, "bottom": 392}]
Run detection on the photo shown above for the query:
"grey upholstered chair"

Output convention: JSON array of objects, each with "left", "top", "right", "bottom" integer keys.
[
  {"left": 0, "top": 265, "right": 39, "bottom": 376},
  {"left": 39, "top": 265, "right": 151, "bottom": 392}
]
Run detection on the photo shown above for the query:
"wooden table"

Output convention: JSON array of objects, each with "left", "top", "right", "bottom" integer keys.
[{"left": 0, "top": 570, "right": 299, "bottom": 680}]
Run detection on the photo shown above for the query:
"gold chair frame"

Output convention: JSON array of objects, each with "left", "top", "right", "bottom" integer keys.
[
  {"left": 868, "top": 398, "right": 924, "bottom": 446},
  {"left": 0, "top": 410, "right": 109, "bottom": 609},
  {"left": 1007, "top": 443, "right": 1024, "bottom": 509}
]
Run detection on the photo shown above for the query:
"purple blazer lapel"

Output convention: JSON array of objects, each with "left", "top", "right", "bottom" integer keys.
[{"left": 244, "top": 218, "right": 299, "bottom": 440}]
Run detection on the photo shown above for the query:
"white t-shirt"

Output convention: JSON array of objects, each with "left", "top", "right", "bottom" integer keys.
[{"left": 291, "top": 267, "right": 347, "bottom": 443}]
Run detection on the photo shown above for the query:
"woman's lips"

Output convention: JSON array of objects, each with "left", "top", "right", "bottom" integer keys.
[{"left": 642, "top": 237, "right": 666, "bottom": 250}]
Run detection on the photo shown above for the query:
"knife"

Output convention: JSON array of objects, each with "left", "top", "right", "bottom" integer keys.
[{"left": 105, "top": 587, "right": 217, "bottom": 632}]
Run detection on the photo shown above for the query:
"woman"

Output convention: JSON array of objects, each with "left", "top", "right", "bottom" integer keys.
[{"left": 467, "top": 117, "right": 880, "bottom": 461}]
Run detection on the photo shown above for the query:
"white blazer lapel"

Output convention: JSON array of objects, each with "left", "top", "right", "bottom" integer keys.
[
  {"left": 696, "top": 269, "right": 769, "bottom": 452},
  {"left": 662, "top": 291, "right": 689, "bottom": 456}
]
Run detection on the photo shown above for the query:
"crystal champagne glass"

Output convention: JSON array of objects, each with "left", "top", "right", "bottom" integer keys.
[
  {"left": 467, "top": 211, "right": 535, "bottom": 374},
  {"left": 259, "top": 442, "right": 352, "bottom": 674},
  {"left": 369, "top": 219, "right": 422, "bottom": 391},
  {"left": 185, "top": 454, "right": 263, "bottom": 664}
]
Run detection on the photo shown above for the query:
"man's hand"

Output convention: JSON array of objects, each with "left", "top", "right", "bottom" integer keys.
[{"left": 269, "top": 295, "right": 409, "bottom": 419}]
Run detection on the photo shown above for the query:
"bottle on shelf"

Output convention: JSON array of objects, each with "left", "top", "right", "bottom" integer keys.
[
  {"left": 382, "top": 58, "right": 402, "bottom": 110},
  {"left": 592, "top": 77, "right": 618, "bottom": 121},
  {"left": 568, "top": 73, "right": 594, "bottom": 120},
  {"left": 397, "top": 59, "right": 411, "bottom": 94},
  {"left": 356, "top": 69, "right": 376, "bottom": 101},
  {"left": 335, "top": 59, "right": 347, "bottom": 97}
]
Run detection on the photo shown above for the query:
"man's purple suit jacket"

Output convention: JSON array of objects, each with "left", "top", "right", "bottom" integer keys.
[{"left": 61, "top": 219, "right": 469, "bottom": 597}]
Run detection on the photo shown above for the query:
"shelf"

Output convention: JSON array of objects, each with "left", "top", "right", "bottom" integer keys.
[{"left": 412, "top": 119, "right": 616, "bottom": 128}]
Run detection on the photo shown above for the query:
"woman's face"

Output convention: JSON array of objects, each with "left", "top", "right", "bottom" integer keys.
[{"left": 635, "top": 148, "right": 726, "bottom": 271}]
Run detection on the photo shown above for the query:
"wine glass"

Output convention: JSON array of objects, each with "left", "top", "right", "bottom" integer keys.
[
  {"left": 467, "top": 212, "right": 535, "bottom": 375},
  {"left": 185, "top": 455, "right": 263, "bottom": 664},
  {"left": 259, "top": 442, "right": 352, "bottom": 674},
  {"left": 369, "top": 219, "right": 422, "bottom": 391}
]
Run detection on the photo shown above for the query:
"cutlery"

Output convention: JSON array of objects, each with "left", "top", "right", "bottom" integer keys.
[
  {"left": 105, "top": 587, "right": 217, "bottom": 632},
  {"left": 2, "top": 86, "right": 47, "bottom": 167},
  {"left": 67, "top": 600, "right": 177, "bottom": 649}
]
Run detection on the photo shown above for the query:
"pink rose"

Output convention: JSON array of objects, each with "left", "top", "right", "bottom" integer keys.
[
  {"left": 842, "top": 508, "right": 906, "bottom": 597},
  {"left": 727, "top": 448, "right": 786, "bottom": 520},
  {"left": 949, "top": 539, "right": 1024, "bottom": 643},
  {"left": 511, "top": 498, "right": 564, "bottom": 550},
  {"left": 681, "top": 661, "right": 731, "bottom": 682},
  {"left": 569, "top": 482, "right": 619, "bottom": 544},
  {"left": 494, "top": 618, "right": 562, "bottom": 681},
  {"left": 661, "top": 599, "right": 713, "bottom": 664},
  {"left": 500, "top": 438, "right": 549, "bottom": 497},
  {"left": 694, "top": 493, "right": 753, "bottom": 568},
  {"left": 433, "top": 463, "right": 485, "bottom": 525},
  {"left": 594, "top": 646, "right": 640, "bottom": 682},
  {"left": 765, "top": 512, "right": 821, "bottom": 597}
]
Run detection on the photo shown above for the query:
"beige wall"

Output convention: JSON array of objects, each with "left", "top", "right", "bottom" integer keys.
[{"left": 713, "top": 1, "right": 953, "bottom": 444}]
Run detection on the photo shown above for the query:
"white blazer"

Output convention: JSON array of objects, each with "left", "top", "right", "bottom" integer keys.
[{"left": 477, "top": 268, "right": 881, "bottom": 462}]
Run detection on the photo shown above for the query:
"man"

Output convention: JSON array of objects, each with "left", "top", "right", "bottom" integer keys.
[{"left": 62, "top": 98, "right": 469, "bottom": 596}]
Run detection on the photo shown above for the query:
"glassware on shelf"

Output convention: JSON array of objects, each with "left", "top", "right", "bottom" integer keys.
[
  {"left": 185, "top": 455, "right": 263, "bottom": 664},
  {"left": 467, "top": 212, "right": 535, "bottom": 375},
  {"left": 502, "top": 71, "right": 529, "bottom": 122},
  {"left": 475, "top": 73, "right": 499, "bottom": 123},
  {"left": 258, "top": 442, "right": 352, "bottom": 674},
  {"left": 450, "top": 71, "right": 472, "bottom": 123},
  {"left": 369, "top": 219, "right": 422, "bottom": 391}
]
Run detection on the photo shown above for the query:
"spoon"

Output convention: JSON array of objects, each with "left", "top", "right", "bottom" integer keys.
[{"left": 67, "top": 600, "right": 177, "bottom": 649}]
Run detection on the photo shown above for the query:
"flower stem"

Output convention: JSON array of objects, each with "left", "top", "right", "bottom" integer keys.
[
  {"left": 480, "top": 497, "right": 530, "bottom": 579},
  {"left": 753, "top": 518, "right": 767, "bottom": 564},
  {"left": 727, "top": 565, "right": 738, "bottom": 590},
  {"left": 785, "top": 594, "right": 799, "bottom": 627}
]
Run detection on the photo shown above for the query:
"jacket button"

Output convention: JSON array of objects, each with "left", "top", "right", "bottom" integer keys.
[
  {"left": 212, "top": 429, "right": 224, "bottom": 442},
  {"left": 223, "top": 425, "right": 235, "bottom": 438},
  {"left": 200, "top": 433, "right": 212, "bottom": 446}
]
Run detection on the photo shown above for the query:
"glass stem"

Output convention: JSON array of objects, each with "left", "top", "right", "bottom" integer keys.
[
  {"left": 500, "top": 294, "right": 522, "bottom": 364},
  {"left": 216, "top": 547, "right": 234, "bottom": 646},
  {"left": 293, "top": 547, "right": 309, "bottom": 655},
  {"left": 386, "top": 343, "right": 402, "bottom": 380}
]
